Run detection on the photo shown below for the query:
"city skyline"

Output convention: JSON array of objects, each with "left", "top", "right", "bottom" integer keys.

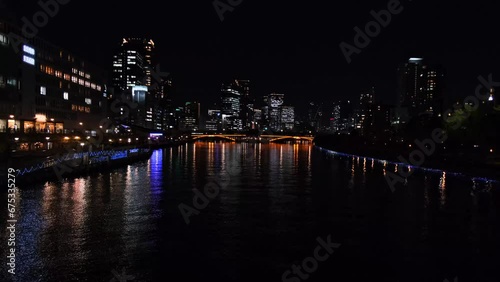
[
  {"left": 1, "top": 2, "right": 500, "bottom": 282},
  {"left": 2, "top": 0, "right": 499, "bottom": 112}
]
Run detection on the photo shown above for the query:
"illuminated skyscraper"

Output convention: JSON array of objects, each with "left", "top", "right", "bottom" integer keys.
[
  {"left": 111, "top": 38, "right": 167, "bottom": 130},
  {"left": 356, "top": 87, "right": 375, "bottom": 136},
  {"left": 267, "top": 93, "right": 284, "bottom": 131},
  {"left": 221, "top": 82, "right": 241, "bottom": 116},
  {"left": 112, "top": 38, "right": 155, "bottom": 93},
  {"left": 397, "top": 58, "right": 445, "bottom": 117},
  {"left": 281, "top": 106, "right": 295, "bottom": 131},
  {"left": 220, "top": 81, "right": 244, "bottom": 131}
]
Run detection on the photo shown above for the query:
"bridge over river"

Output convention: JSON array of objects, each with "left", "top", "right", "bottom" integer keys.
[{"left": 190, "top": 133, "right": 314, "bottom": 143}]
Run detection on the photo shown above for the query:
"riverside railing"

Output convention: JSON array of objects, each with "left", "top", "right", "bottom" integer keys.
[{"left": 14, "top": 148, "right": 151, "bottom": 177}]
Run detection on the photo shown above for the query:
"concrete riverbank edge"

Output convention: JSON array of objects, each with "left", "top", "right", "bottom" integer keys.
[{"left": 0, "top": 147, "right": 155, "bottom": 186}]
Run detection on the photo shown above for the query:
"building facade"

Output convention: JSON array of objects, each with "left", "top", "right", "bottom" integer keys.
[
  {"left": 111, "top": 38, "right": 172, "bottom": 131},
  {"left": 0, "top": 19, "right": 107, "bottom": 135},
  {"left": 397, "top": 57, "right": 445, "bottom": 118}
]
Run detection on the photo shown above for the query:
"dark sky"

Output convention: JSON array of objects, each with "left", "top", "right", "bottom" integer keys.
[{"left": 3, "top": 0, "right": 500, "bottom": 115}]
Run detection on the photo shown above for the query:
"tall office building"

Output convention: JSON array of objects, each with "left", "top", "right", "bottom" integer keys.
[
  {"left": 221, "top": 82, "right": 241, "bottom": 116},
  {"left": 233, "top": 79, "right": 254, "bottom": 130},
  {"left": 307, "top": 102, "right": 323, "bottom": 132},
  {"left": 398, "top": 58, "right": 422, "bottom": 111},
  {"left": 111, "top": 38, "right": 168, "bottom": 130},
  {"left": 220, "top": 81, "right": 244, "bottom": 131},
  {"left": 356, "top": 87, "right": 375, "bottom": 136},
  {"left": 331, "top": 102, "right": 341, "bottom": 132},
  {"left": 206, "top": 107, "right": 222, "bottom": 131},
  {"left": 330, "top": 100, "right": 355, "bottom": 134},
  {"left": 397, "top": 58, "right": 445, "bottom": 117},
  {"left": 267, "top": 93, "right": 284, "bottom": 131},
  {"left": 183, "top": 101, "right": 200, "bottom": 131},
  {"left": 421, "top": 65, "right": 445, "bottom": 116},
  {"left": 112, "top": 38, "right": 155, "bottom": 93},
  {"left": 281, "top": 106, "right": 295, "bottom": 131}
]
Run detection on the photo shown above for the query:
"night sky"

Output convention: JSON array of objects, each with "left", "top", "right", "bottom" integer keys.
[{"left": 3, "top": 0, "right": 500, "bottom": 115}]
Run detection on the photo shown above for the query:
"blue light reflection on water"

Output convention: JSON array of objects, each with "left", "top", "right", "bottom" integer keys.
[{"left": 315, "top": 146, "right": 499, "bottom": 184}]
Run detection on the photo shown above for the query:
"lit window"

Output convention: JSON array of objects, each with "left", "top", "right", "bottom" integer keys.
[
  {"left": 23, "top": 55, "right": 35, "bottom": 65},
  {"left": 40, "top": 86, "right": 46, "bottom": 95},
  {"left": 64, "top": 74, "right": 71, "bottom": 81},
  {"left": 85, "top": 81, "right": 91, "bottom": 88},
  {"left": 72, "top": 68, "right": 78, "bottom": 74},
  {"left": 78, "top": 79, "right": 84, "bottom": 86},
  {"left": 96, "top": 85, "right": 102, "bottom": 91},
  {"left": 79, "top": 71, "right": 84, "bottom": 77},
  {"left": 45, "top": 67, "right": 54, "bottom": 75},
  {"left": 0, "top": 33, "right": 8, "bottom": 45},
  {"left": 55, "top": 71, "right": 62, "bottom": 78},
  {"left": 7, "top": 78, "right": 16, "bottom": 86},
  {"left": 85, "top": 98, "right": 92, "bottom": 105},
  {"left": 91, "top": 83, "right": 96, "bottom": 89},
  {"left": 23, "top": 45, "right": 35, "bottom": 56},
  {"left": 63, "top": 92, "right": 69, "bottom": 100},
  {"left": 71, "top": 76, "right": 78, "bottom": 83}
]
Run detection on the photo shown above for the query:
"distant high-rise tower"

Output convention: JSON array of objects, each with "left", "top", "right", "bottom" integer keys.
[
  {"left": 281, "top": 106, "right": 295, "bottom": 131},
  {"left": 220, "top": 81, "right": 243, "bottom": 131},
  {"left": 398, "top": 57, "right": 423, "bottom": 111},
  {"left": 112, "top": 38, "right": 155, "bottom": 93},
  {"left": 421, "top": 64, "right": 445, "bottom": 116},
  {"left": 397, "top": 58, "right": 445, "bottom": 117},
  {"left": 234, "top": 79, "right": 253, "bottom": 129},
  {"left": 356, "top": 87, "right": 375, "bottom": 135},
  {"left": 267, "top": 93, "right": 285, "bottom": 131},
  {"left": 221, "top": 82, "right": 241, "bottom": 116},
  {"left": 111, "top": 38, "right": 162, "bottom": 129}
]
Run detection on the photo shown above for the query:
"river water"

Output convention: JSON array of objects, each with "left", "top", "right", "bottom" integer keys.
[{"left": 1, "top": 142, "right": 499, "bottom": 282}]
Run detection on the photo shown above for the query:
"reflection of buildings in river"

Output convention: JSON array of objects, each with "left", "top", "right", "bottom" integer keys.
[{"left": 439, "top": 171, "right": 446, "bottom": 207}]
